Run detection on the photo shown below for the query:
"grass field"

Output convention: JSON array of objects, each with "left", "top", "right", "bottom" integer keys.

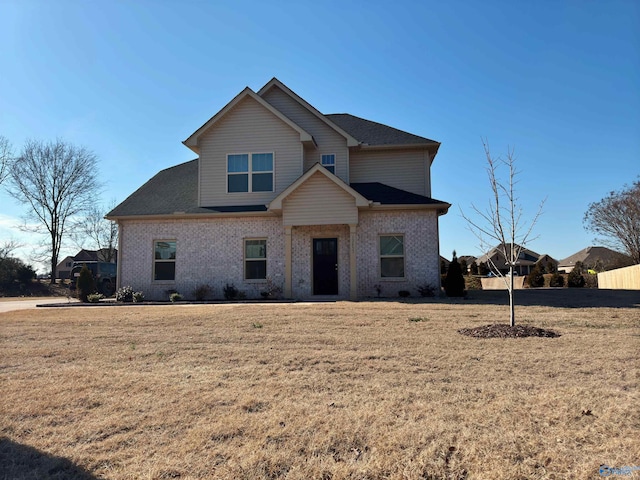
[{"left": 1, "top": 290, "right": 639, "bottom": 479}]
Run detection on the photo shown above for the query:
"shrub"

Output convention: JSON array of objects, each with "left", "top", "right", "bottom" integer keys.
[
  {"left": 87, "top": 293, "right": 104, "bottom": 303},
  {"left": 567, "top": 269, "right": 585, "bottom": 288},
  {"left": 77, "top": 264, "right": 96, "bottom": 302},
  {"left": 416, "top": 284, "right": 436, "bottom": 297},
  {"left": 260, "top": 277, "right": 283, "bottom": 299},
  {"left": 193, "top": 284, "right": 212, "bottom": 301},
  {"left": 170, "top": 292, "right": 183, "bottom": 302},
  {"left": 549, "top": 273, "right": 565, "bottom": 287},
  {"left": 237, "top": 291, "right": 247, "bottom": 300},
  {"left": 444, "top": 251, "right": 465, "bottom": 297},
  {"left": 223, "top": 283, "right": 238, "bottom": 300},
  {"left": 116, "top": 285, "right": 135, "bottom": 302},
  {"left": 527, "top": 265, "right": 545, "bottom": 288},
  {"left": 133, "top": 291, "right": 145, "bottom": 303},
  {"left": 398, "top": 290, "right": 411, "bottom": 298}
]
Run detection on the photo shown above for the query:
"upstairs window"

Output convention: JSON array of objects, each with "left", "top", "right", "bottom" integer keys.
[
  {"left": 379, "top": 235, "right": 405, "bottom": 278},
  {"left": 227, "top": 153, "right": 273, "bottom": 193},
  {"left": 321, "top": 154, "right": 335, "bottom": 174},
  {"left": 154, "top": 240, "right": 176, "bottom": 281},
  {"left": 245, "top": 239, "right": 267, "bottom": 280}
]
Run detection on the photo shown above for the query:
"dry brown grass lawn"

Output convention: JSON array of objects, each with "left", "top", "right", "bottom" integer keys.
[{"left": 1, "top": 291, "right": 639, "bottom": 479}]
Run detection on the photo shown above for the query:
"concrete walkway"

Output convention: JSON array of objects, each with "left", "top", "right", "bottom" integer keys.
[{"left": 0, "top": 297, "right": 79, "bottom": 314}]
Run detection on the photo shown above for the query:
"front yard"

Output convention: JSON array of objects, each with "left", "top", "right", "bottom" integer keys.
[{"left": 1, "top": 291, "right": 638, "bottom": 479}]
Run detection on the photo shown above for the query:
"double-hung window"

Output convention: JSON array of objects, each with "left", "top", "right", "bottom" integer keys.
[
  {"left": 227, "top": 153, "right": 273, "bottom": 193},
  {"left": 379, "top": 235, "right": 405, "bottom": 278},
  {"left": 321, "top": 154, "right": 335, "bottom": 174},
  {"left": 154, "top": 240, "right": 176, "bottom": 281},
  {"left": 245, "top": 239, "right": 267, "bottom": 280}
]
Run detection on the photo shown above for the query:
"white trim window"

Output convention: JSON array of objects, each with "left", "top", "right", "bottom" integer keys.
[
  {"left": 227, "top": 153, "right": 274, "bottom": 193},
  {"left": 379, "top": 235, "right": 405, "bottom": 278},
  {"left": 321, "top": 154, "right": 335, "bottom": 174},
  {"left": 245, "top": 239, "right": 267, "bottom": 280},
  {"left": 154, "top": 240, "right": 176, "bottom": 281}
]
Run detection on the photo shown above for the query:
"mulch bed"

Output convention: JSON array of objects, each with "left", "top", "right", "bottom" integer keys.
[{"left": 458, "top": 324, "right": 561, "bottom": 338}]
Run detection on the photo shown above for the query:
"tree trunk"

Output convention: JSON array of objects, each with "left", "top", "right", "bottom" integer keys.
[{"left": 509, "top": 264, "right": 515, "bottom": 326}]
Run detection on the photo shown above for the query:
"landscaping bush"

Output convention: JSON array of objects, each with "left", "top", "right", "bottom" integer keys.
[
  {"left": 87, "top": 293, "right": 104, "bottom": 303},
  {"left": 170, "top": 292, "right": 183, "bottom": 303},
  {"left": 527, "top": 265, "right": 545, "bottom": 288},
  {"left": 398, "top": 290, "right": 411, "bottom": 298},
  {"left": 193, "top": 284, "right": 212, "bottom": 301},
  {"left": 444, "top": 251, "right": 465, "bottom": 297},
  {"left": 416, "top": 284, "right": 436, "bottom": 297},
  {"left": 223, "top": 283, "right": 238, "bottom": 300},
  {"left": 133, "top": 291, "right": 145, "bottom": 303},
  {"left": 77, "top": 264, "right": 95, "bottom": 302},
  {"left": 549, "top": 273, "right": 565, "bottom": 287},
  {"left": 116, "top": 285, "right": 135, "bottom": 302},
  {"left": 567, "top": 269, "right": 585, "bottom": 288}
]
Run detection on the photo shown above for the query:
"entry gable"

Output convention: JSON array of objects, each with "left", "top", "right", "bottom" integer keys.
[
  {"left": 269, "top": 164, "right": 370, "bottom": 226},
  {"left": 183, "top": 87, "right": 314, "bottom": 154}
]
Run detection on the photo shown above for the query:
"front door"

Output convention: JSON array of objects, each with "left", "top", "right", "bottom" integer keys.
[{"left": 313, "top": 238, "right": 338, "bottom": 295}]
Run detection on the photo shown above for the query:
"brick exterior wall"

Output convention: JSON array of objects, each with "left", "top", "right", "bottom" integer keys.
[
  {"left": 356, "top": 210, "right": 441, "bottom": 298},
  {"left": 119, "top": 210, "right": 441, "bottom": 300}
]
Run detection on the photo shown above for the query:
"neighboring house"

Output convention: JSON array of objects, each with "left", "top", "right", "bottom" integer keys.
[
  {"left": 475, "top": 244, "right": 547, "bottom": 276},
  {"left": 558, "top": 246, "right": 633, "bottom": 273},
  {"left": 458, "top": 255, "right": 477, "bottom": 273},
  {"left": 55, "top": 248, "right": 118, "bottom": 280},
  {"left": 107, "top": 78, "right": 450, "bottom": 300},
  {"left": 535, "top": 254, "right": 558, "bottom": 273},
  {"left": 55, "top": 256, "right": 75, "bottom": 280}
]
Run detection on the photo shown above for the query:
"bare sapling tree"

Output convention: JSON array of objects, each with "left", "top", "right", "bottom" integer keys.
[
  {"left": 583, "top": 179, "right": 640, "bottom": 264},
  {"left": 8, "top": 139, "right": 101, "bottom": 283},
  {"left": 72, "top": 200, "right": 118, "bottom": 262},
  {"left": 0, "top": 135, "right": 13, "bottom": 187},
  {"left": 461, "top": 141, "right": 545, "bottom": 326}
]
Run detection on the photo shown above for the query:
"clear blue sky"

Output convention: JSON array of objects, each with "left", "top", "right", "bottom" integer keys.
[{"left": 1, "top": 0, "right": 638, "bottom": 272}]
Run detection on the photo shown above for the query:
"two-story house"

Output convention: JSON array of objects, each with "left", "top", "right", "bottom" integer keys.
[{"left": 107, "top": 78, "right": 450, "bottom": 300}]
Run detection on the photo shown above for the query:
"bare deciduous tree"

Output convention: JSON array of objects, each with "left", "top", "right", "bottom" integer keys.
[
  {"left": 72, "top": 200, "right": 118, "bottom": 262},
  {"left": 583, "top": 180, "right": 640, "bottom": 265},
  {"left": 0, "top": 135, "right": 14, "bottom": 186},
  {"left": 7, "top": 139, "right": 101, "bottom": 283},
  {"left": 461, "top": 141, "right": 545, "bottom": 326}
]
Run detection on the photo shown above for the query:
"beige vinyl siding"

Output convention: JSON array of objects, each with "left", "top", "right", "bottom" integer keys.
[
  {"left": 282, "top": 172, "right": 357, "bottom": 226},
  {"left": 349, "top": 149, "right": 431, "bottom": 197},
  {"left": 262, "top": 86, "right": 349, "bottom": 182},
  {"left": 198, "top": 96, "right": 303, "bottom": 207}
]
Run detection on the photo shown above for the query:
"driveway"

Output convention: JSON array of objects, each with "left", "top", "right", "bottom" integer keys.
[{"left": 0, "top": 297, "right": 78, "bottom": 314}]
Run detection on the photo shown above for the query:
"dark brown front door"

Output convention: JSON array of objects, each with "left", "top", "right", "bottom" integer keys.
[{"left": 313, "top": 238, "right": 338, "bottom": 295}]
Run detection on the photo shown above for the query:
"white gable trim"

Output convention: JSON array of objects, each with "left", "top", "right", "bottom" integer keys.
[
  {"left": 258, "top": 78, "right": 360, "bottom": 148},
  {"left": 183, "top": 87, "right": 314, "bottom": 154},
  {"left": 268, "top": 163, "right": 370, "bottom": 211}
]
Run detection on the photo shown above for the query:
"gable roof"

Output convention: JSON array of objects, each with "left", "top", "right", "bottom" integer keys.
[
  {"left": 326, "top": 114, "right": 440, "bottom": 150},
  {"left": 183, "top": 87, "right": 315, "bottom": 154},
  {"left": 558, "top": 246, "right": 633, "bottom": 268},
  {"left": 475, "top": 243, "right": 542, "bottom": 265},
  {"left": 268, "top": 163, "right": 370, "bottom": 211},
  {"left": 257, "top": 78, "right": 360, "bottom": 147}
]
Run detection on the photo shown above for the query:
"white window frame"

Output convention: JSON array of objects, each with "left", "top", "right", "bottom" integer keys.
[
  {"left": 226, "top": 152, "right": 274, "bottom": 193},
  {"left": 321, "top": 154, "right": 335, "bottom": 174},
  {"left": 244, "top": 238, "right": 267, "bottom": 281},
  {"left": 153, "top": 239, "right": 177, "bottom": 283},
  {"left": 379, "top": 234, "right": 405, "bottom": 279}
]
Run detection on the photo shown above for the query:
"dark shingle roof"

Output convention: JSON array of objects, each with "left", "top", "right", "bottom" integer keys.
[
  {"left": 326, "top": 113, "right": 439, "bottom": 146},
  {"left": 350, "top": 182, "right": 449, "bottom": 206},
  {"left": 107, "top": 160, "right": 266, "bottom": 217}
]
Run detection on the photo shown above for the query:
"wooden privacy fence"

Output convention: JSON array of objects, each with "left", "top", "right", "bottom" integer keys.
[
  {"left": 480, "top": 276, "right": 526, "bottom": 290},
  {"left": 597, "top": 264, "right": 640, "bottom": 290}
]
